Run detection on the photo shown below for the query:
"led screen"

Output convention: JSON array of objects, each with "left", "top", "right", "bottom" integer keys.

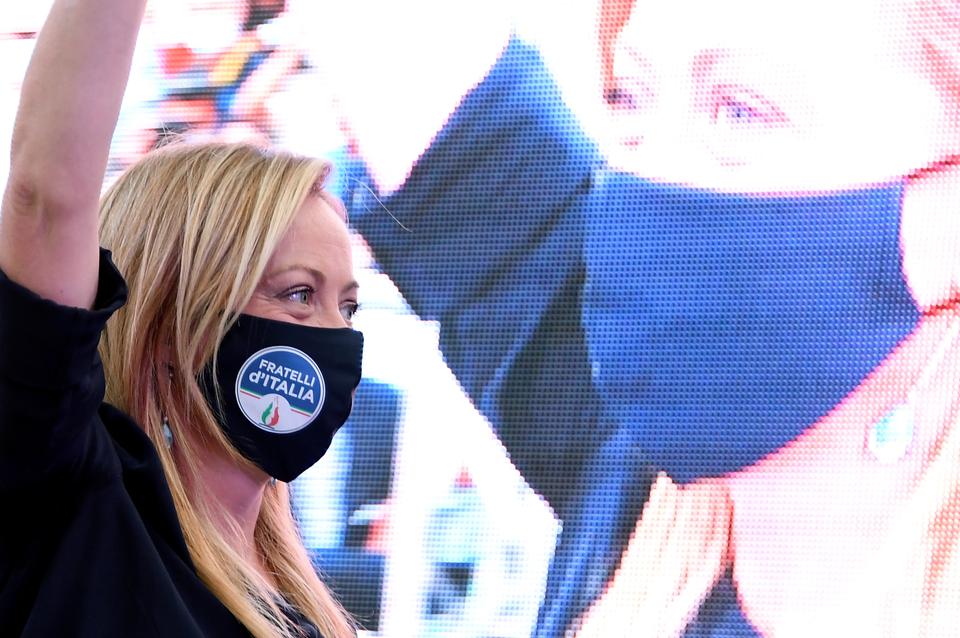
[{"left": 3, "top": 1, "right": 959, "bottom": 635}]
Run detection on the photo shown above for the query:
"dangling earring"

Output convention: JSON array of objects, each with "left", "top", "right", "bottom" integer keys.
[
  {"left": 161, "top": 364, "right": 175, "bottom": 449},
  {"left": 270, "top": 477, "right": 278, "bottom": 487},
  {"left": 162, "top": 416, "right": 174, "bottom": 449},
  {"left": 865, "top": 313, "right": 960, "bottom": 463}
]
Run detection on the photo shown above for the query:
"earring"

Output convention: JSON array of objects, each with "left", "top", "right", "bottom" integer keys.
[
  {"left": 270, "top": 477, "right": 277, "bottom": 487},
  {"left": 161, "top": 365, "right": 175, "bottom": 449},
  {"left": 162, "top": 416, "right": 174, "bottom": 448},
  {"left": 866, "top": 402, "right": 913, "bottom": 463}
]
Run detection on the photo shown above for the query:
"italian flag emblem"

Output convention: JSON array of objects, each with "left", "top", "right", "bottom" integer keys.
[{"left": 261, "top": 399, "right": 281, "bottom": 428}]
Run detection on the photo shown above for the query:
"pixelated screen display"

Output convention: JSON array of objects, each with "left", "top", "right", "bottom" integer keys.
[{"left": 3, "top": 0, "right": 960, "bottom": 635}]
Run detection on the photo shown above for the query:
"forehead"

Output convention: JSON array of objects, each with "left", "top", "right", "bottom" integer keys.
[
  {"left": 620, "top": 0, "right": 899, "bottom": 59},
  {"left": 276, "top": 196, "right": 349, "bottom": 254},
  {"left": 613, "top": 0, "right": 935, "bottom": 135},
  {"left": 260, "top": 196, "right": 351, "bottom": 279},
  {"left": 605, "top": 0, "right": 951, "bottom": 191}
]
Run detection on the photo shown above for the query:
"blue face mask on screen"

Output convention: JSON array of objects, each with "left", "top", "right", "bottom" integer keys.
[{"left": 583, "top": 172, "right": 920, "bottom": 483}]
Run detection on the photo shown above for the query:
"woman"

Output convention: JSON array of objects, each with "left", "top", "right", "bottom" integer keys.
[
  {"left": 0, "top": 1, "right": 360, "bottom": 636},
  {"left": 577, "top": 0, "right": 960, "bottom": 635}
]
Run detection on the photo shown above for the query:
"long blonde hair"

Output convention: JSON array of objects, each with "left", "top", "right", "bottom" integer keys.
[{"left": 98, "top": 142, "right": 355, "bottom": 638}]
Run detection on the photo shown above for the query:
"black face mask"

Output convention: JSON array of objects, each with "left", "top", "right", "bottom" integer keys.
[{"left": 199, "top": 314, "right": 363, "bottom": 482}]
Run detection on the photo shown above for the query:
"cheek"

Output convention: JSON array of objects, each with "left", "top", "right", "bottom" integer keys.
[
  {"left": 240, "top": 293, "right": 272, "bottom": 319},
  {"left": 900, "top": 170, "right": 960, "bottom": 310},
  {"left": 241, "top": 294, "right": 307, "bottom": 324}
]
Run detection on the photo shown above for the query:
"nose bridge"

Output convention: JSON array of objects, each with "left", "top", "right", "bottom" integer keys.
[
  {"left": 642, "top": 53, "right": 698, "bottom": 153},
  {"left": 314, "top": 296, "right": 348, "bottom": 330},
  {"left": 616, "top": 23, "right": 699, "bottom": 148}
]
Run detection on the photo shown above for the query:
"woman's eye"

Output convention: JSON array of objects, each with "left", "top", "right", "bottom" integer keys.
[
  {"left": 283, "top": 287, "right": 313, "bottom": 305},
  {"left": 340, "top": 302, "right": 360, "bottom": 323},
  {"left": 717, "top": 99, "right": 760, "bottom": 123},
  {"left": 607, "top": 78, "right": 655, "bottom": 113},
  {"left": 606, "top": 85, "right": 637, "bottom": 110},
  {"left": 711, "top": 86, "right": 785, "bottom": 129}
]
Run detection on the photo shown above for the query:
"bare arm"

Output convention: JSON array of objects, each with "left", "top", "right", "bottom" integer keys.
[{"left": 0, "top": 0, "right": 147, "bottom": 308}]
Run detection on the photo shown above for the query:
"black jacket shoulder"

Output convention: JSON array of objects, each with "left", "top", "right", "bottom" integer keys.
[{"left": 0, "top": 250, "right": 247, "bottom": 637}]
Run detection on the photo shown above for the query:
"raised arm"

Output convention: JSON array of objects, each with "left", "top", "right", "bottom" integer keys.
[{"left": 0, "top": 0, "right": 147, "bottom": 308}]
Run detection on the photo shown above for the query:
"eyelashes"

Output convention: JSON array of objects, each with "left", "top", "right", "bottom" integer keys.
[
  {"left": 609, "top": 78, "right": 786, "bottom": 129},
  {"left": 278, "top": 286, "right": 360, "bottom": 323},
  {"left": 606, "top": 81, "right": 655, "bottom": 112},
  {"left": 710, "top": 85, "right": 787, "bottom": 129},
  {"left": 282, "top": 286, "right": 313, "bottom": 305},
  {"left": 341, "top": 302, "right": 360, "bottom": 322}
]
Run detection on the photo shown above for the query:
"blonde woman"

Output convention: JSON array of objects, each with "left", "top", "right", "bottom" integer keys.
[
  {"left": 0, "top": 1, "right": 360, "bottom": 637},
  {"left": 577, "top": 0, "right": 960, "bottom": 635}
]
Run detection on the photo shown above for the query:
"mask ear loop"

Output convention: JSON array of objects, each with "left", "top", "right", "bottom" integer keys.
[{"left": 907, "top": 153, "right": 960, "bottom": 180}]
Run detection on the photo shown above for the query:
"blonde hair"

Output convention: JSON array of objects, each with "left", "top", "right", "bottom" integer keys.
[{"left": 98, "top": 142, "right": 355, "bottom": 638}]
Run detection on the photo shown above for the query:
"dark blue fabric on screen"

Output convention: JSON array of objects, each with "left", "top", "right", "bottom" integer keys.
[
  {"left": 684, "top": 570, "right": 763, "bottom": 638},
  {"left": 584, "top": 171, "right": 920, "bottom": 483},
  {"left": 348, "top": 38, "right": 656, "bottom": 638}
]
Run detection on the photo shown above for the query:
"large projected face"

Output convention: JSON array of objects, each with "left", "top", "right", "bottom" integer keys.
[
  {"left": 606, "top": 0, "right": 960, "bottom": 193},
  {"left": 5, "top": 2, "right": 959, "bottom": 635}
]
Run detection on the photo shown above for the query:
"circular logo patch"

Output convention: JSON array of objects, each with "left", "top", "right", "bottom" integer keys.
[{"left": 235, "top": 346, "right": 326, "bottom": 434}]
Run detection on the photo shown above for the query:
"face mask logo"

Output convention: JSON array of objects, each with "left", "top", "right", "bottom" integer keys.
[{"left": 235, "top": 346, "right": 327, "bottom": 434}]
